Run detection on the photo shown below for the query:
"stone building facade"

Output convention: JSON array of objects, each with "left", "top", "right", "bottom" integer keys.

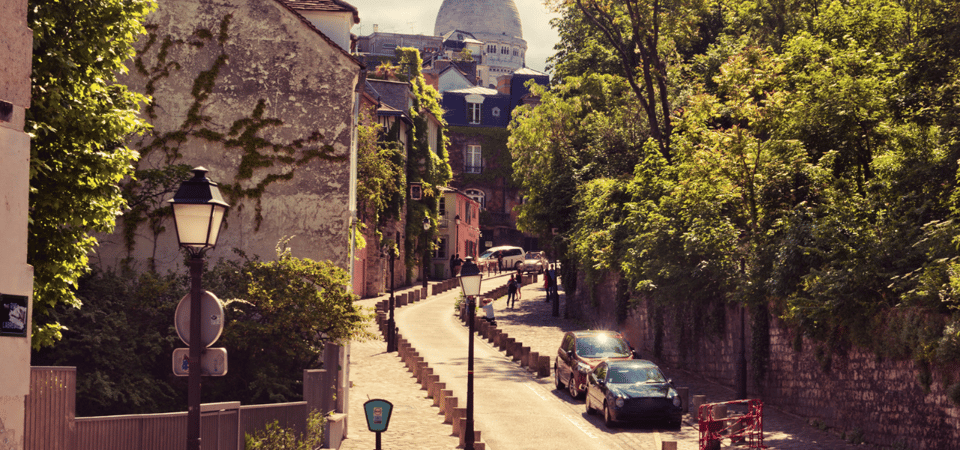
[
  {"left": 0, "top": 0, "right": 33, "bottom": 446},
  {"left": 96, "top": 0, "right": 364, "bottom": 276}
]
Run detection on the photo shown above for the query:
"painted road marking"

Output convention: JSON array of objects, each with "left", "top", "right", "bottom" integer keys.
[{"left": 564, "top": 414, "right": 601, "bottom": 439}]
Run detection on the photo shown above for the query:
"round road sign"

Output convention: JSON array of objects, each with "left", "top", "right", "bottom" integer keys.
[{"left": 174, "top": 290, "right": 224, "bottom": 347}]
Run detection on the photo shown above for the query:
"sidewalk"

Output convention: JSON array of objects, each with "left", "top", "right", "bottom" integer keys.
[{"left": 340, "top": 276, "right": 865, "bottom": 449}]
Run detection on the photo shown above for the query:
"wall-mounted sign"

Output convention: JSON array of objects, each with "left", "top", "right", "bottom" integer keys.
[
  {"left": 1, "top": 294, "right": 29, "bottom": 338},
  {"left": 410, "top": 182, "right": 423, "bottom": 201}
]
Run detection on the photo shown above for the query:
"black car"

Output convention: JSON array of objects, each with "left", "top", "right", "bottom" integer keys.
[{"left": 584, "top": 360, "right": 683, "bottom": 429}]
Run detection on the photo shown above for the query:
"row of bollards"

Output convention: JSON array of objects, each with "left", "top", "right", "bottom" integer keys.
[{"left": 374, "top": 289, "right": 486, "bottom": 449}]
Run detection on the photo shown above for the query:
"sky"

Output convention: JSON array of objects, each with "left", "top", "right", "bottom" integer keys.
[{"left": 344, "top": 0, "right": 562, "bottom": 74}]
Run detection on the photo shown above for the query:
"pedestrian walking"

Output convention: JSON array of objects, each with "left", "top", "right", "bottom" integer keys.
[
  {"left": 497, "top": 253, "right": 503, "bottom": 274},
  {"left": 453, "top": 254, "right": 463, "bottom": 277},
  {"left": 507, "top": 275, "right": 518, "bottom": 308}
]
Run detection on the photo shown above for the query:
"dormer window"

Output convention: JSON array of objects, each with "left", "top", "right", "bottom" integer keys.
[{"left": 468, "top": 102, "right": 481, "bottom": 124}]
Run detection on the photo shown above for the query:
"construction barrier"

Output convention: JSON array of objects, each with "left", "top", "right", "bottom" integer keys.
[{"left": 698, "top": 399, "right": 766, "bottom": 450}]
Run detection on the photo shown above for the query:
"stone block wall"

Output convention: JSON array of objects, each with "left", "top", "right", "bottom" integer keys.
[{"left": 571, "top": 270, "right": 960, "bottom": 449}]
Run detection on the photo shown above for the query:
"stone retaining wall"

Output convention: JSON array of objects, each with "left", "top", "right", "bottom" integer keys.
[{"left": 571, "top": 270, "right": 960, "bottom": 449}]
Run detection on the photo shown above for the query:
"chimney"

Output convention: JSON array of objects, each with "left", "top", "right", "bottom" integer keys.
[{"left": 373, "top": 24, "right": 379, "bottom": 33}]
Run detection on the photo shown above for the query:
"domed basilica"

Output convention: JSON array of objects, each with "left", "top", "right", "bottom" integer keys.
[{"left": 433, "top": 0, "right": 528, "bottom": 87}]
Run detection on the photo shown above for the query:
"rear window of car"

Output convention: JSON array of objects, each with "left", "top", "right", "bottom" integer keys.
[{"left": 576, "top": 335, "right": 631, "bottom": 358}]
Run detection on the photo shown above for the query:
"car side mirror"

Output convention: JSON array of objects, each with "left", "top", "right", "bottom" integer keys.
[
  {"left": 566, "top": 349, "right": 575, "bottom": 359},
  {"left": 588, "top": 373, "right": 597, "bottom": 385},
  {"left": 632, "top": 349, "right": 641, "bottom": 359}
]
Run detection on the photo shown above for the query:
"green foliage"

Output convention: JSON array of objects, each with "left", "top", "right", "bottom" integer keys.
[
  {"left": 522, "top": 0, "right": 960, "bottom": 402},
  {"left": 357, "top": 112, "right": 405, "bottom": 242},
  {"left": 26, "top": 0, "right": 157, "bottom": 348},
  {"left": 32, "top": 266, "right": 187, "bottom": 416},
  {"left": 244, "top": 410, "right": 325, "bottom": 450},
  {"left": 206, "top": 239, "right": 373, "bottom": 404},
  {"left": 32, "top": 239, "right": 371, "bottom": 413},
  {"left": 395, "top": 48, "right": 453, "bottom": 270}
]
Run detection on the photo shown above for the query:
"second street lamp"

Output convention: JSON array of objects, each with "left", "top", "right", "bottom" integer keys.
[
  {"left": 423, "top": 216, "right": 431, "bottom": 290},
  {"left": 169, "top": 167, "right": 229, "bottom": 450},
  {"left": 458, "top": 258, "right": 482, "bottom": 450}
]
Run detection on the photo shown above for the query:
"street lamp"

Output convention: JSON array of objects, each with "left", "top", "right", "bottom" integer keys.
[
  {"left": 423, "top": 216, "right": 431, "bottom": 290},
  {"left": 169, "top": 167, "right": 229, "bottom": 450},
  {"left": 458, "top": 257, "right": 482, "bottom": 450},
  {"left": 387, "top": 231, "right": 400, "bottom": 353},
  {"left": 454, "top": 214, "right": 461, "bottom": 256}
]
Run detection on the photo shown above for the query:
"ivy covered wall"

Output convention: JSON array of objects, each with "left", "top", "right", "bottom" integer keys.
[{"left": 97, "top": 0, "right": 363, "bottom": 273}]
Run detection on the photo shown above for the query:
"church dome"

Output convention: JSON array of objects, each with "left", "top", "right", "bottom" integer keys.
[{"left": 434, "top": 0, "right": 523, "bottom": 39}]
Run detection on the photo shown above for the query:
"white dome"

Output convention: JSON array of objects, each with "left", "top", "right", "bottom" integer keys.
[{"left": 434, "top": 0, "right": 523, "bottom": 39}]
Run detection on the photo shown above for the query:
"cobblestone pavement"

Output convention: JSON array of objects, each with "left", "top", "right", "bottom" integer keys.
[
  {"left": 339, "top": 289, "right": 462, "bottom": 450},
  {"left": 340, "top": 278, "right": 869, "bottom": 449}
]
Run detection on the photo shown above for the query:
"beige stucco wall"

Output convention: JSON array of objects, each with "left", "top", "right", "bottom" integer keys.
[
  {"left": 96, "top": 0, "right": 362, "bottom": 275},
  {"left": 0, "top": 0, "right": 33, "bottom": 447}
]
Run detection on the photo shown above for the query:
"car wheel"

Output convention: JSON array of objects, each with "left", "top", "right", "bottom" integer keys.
[
  {"left": 555, "top": 364, "right": 565, "bottom": 390},
  {"left": 603, "top": 403, "right": 615, "bottom": 428},
  {"left": 568, "top": 376, "right": 580, "bottom": 399},
  {"left": 515, "top": 261, "right": 523, "bottom": 270}
]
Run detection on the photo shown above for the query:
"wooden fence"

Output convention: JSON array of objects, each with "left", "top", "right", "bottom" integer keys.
[{"left": 26, "top": 343, "right": 348, "bottom": 450}]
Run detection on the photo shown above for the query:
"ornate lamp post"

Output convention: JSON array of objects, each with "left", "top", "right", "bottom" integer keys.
[
  {"left": 458, "top": 258, "right": 482, "bottom": 450},
  {"left": 423, "top": 217, "right": 431, "bottom": 290},
  {"left": 387, "top": 231, "right": 400, "bottom": 353},
  {"left": 169, "top": 167, "right": 229, "bottom": 450}
]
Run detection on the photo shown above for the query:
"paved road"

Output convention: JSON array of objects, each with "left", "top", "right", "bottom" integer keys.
[{"left": 342, "top": 276, "right": 866, "bottom": 449}]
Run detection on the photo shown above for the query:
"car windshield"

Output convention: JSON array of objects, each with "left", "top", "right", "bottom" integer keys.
[
  {"left": 525, "top": 252, "right": 539, "bottom": 259},
  {"left": 606, "top": 367, "right": 666, "bottom": 384},
  {"left": 576, "top": 335, "right": 631, "bottom": 358},
  {"left": 479, "top": 251, "right": 495, "bottom": 259}
]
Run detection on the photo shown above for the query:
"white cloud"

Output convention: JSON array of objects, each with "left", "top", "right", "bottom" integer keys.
[{"left": 347, "top": 0, "right": 560, "bottom": 73}]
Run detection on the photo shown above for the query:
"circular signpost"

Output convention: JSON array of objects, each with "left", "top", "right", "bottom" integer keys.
[{"left": 174, "top": 290, "right": 224, "bottom": 347}]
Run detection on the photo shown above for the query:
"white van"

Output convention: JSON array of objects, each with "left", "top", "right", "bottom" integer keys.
[{"left": 478, "top": 246, "right": 525, "bottom": 270}]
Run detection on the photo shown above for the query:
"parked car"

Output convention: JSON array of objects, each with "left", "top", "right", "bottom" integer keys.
[
  {"left": 478, "top": 246, "right": 525, "bottom": 271},
  {"left": 585, "top": 359, "right": 683, "bottom": 429},
  {"left": 555, "top": 330, "right": 639, "bottom": 399},
  {"left": 521, "top": 251, "right": 546, "bottom": 273}
]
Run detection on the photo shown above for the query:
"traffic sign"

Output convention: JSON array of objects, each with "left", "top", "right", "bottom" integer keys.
[
  {"left": 174, "top": 290, "right": 224, "bottom": 347},
  {"left": 172, "top": 347, "right": 228, "bottom": 376}
]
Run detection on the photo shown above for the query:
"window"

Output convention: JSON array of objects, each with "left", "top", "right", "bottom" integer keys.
[
  {"left": 468, "top": 102, "right": 481, "bottom": 124},
  {"left": 435, "top": 237, "right": 448, "bottom": 258},
  {"left": 487, "top": 44, "right": 496, "bottom": 53},
  {"left": 465, "top": 145, "right": 482, "bottom": 173},
  {"left": 439, "top": 197, "right": 446, "bottom": 217},
  {"left": 465, "top": 189, "right": 485, "bottom": 210},
  {"left": 513, "top": 48, "right": 518, "bottom": 56},
  {"left": 501, "top": 46, "right": 508, "bottom": 54}
]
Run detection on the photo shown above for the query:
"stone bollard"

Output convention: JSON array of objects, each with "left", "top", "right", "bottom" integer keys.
[
  {"left": 452, "top": 407, "right": 467, "bottom": 435},
  {"left": 442, "top": 395, "right": 457, "bottom": 422},
  {"left": 527, "top": 351, "right": 539, "bottom": 370},
  {"left": 487, "top": 327, "right": 499, "bottom": 343},
  {"left": 661, "top": 442, "right": 678, "bottom": 450},
  {"left": 678, "top": 387, "right": 689, "bottom": 413},
  {"left": 418, "top": 366, "right": 433, "bottom": 385},
  {"left": 509, "top": 341, "right": 522, "bottom": 360},
  {"left": 537, "top": 355, "right": 551, "bottom": 378},
  {"left": 425, "top": 373, "right": 439, "bottom": 392},
  {"left": 479, "top": 320, "right": 488, "bottom": 337},
  {"left": 518, "top": 346, "right": 530, "bottom": 364},
  {"left": 691, "top": 395, "right": 707, "bottom": 421},
  {"left": 503, "top": 338, "right": 515, "bottom": 356},
  {"left": 409, "top": 356, "right": 423, "bottom": 374},
  {"left": 431, "top": 382, "right": 447, "bottom": 406},
  {"left": 501, "top": 337, "right": 514, "bottom": 352}
]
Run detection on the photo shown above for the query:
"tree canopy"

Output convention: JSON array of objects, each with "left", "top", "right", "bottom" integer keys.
[
  {"left": 516, "top": 0, "right": 960, "bottom": 398},
  {"left": 26, "top": 0, "right": 156, "bottom": 348}
]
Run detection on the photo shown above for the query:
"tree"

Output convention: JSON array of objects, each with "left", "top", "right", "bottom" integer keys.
[{"left": 26, "top": 0, "right": 156, "bottom": 348}]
